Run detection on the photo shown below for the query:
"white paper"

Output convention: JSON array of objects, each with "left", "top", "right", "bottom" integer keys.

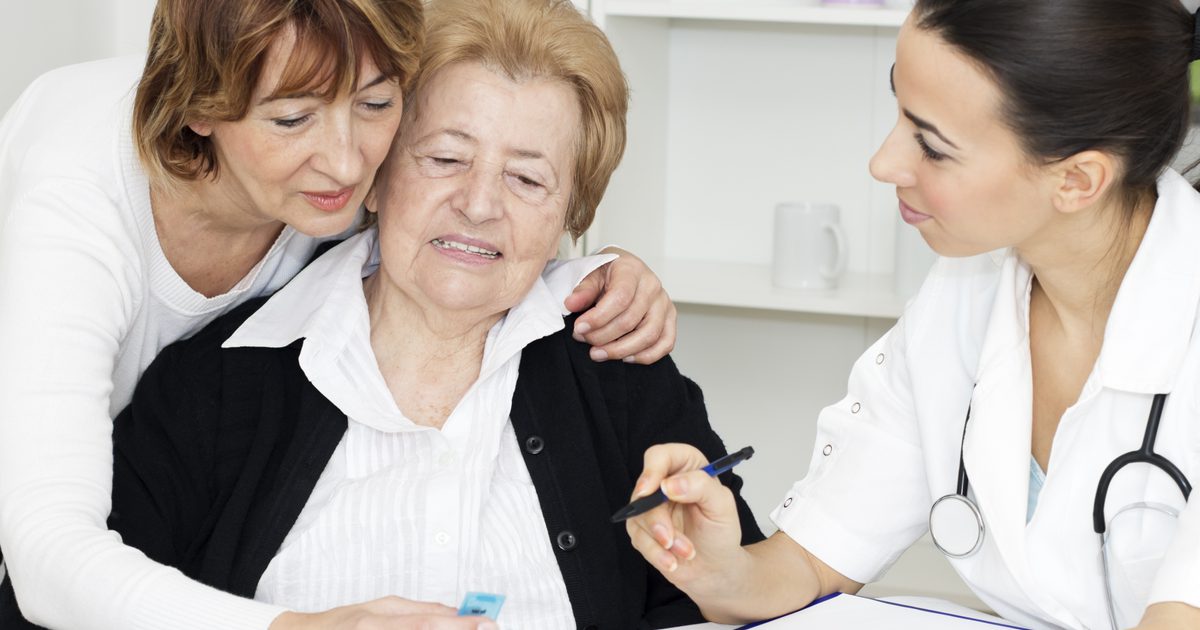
[
  {"left": 667, "top": 594, "right": 1021, "bottom": 629},
  {"left": 742, "top": 594, "right": 1020, "bottom": 629}
]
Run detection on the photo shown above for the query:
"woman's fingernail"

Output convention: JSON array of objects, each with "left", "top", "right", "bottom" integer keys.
[
  {"left": 665, "top": 477, "right": 688, "bottom": 498},
  {"left": 672, "top": 536, "right": 697, "bottom": 560},
  {"left": 575, "top": 321, "right": 592, "bottom": 335},
  {"left": 590, "top": 347, "right": 608, "bottom": 361},
  {"left": 622, "top": 355, "right": 637, "bottom": 364},
  {"left": 572, "top": 331, "right": 585, "bottom": 342},
  {"left": 651, "top": 523, "right": 674, "bottom": 549}
]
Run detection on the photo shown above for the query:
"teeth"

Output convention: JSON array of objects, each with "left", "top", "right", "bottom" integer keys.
[{"left": 432, "top": 238, "right": 500, "bottom": 258}]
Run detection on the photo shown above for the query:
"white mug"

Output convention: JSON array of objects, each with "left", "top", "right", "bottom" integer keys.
[{"left": 771, "top": 202, "right": 848, "bottom": 290}]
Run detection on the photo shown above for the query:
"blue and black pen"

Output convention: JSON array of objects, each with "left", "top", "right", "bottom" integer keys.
[{"left": 610, "top": 446, "right": 754, "bottom": 523}]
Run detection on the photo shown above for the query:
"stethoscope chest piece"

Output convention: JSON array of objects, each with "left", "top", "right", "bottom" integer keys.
[{"left": 930, "top": 492, "right": 985, "bottom": 558}]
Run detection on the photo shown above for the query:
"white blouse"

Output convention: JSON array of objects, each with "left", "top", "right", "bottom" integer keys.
[{"left": 226, "top": 230, "right": 615, "bottom": 628}]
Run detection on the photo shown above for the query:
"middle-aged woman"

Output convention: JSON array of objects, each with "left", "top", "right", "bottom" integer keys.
[
  {"left": 626, "top": 1, "right": 1200, "bottom": 629},
  {"left": 0, "top": 1, "right": 676, "bottom": 629},
  {"left": 0, "top": 0, "right": 764, "bottom": 628}
]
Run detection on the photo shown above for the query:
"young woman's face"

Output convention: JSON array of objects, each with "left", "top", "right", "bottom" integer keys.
[
  {"left": 191, "top": 28, "right": 405, "bottom": 237},
  {"left": 869, "top": 20, "right": 1059, "bottom": 258}
]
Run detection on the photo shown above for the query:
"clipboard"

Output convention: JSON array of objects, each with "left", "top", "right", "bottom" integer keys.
[{"left": 734, "top": 593, "right": 1028, "bottom": 629}]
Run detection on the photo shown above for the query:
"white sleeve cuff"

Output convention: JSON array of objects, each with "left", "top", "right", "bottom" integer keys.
[
  {"left": 1147, "top": 496, "right": 1200, "bottom": 610},
  {"left": 771, "top": 496, "right": 908, "bottom": 584},
  {"left": 587, "top": 242, "right": 620, "bottom": 256}
]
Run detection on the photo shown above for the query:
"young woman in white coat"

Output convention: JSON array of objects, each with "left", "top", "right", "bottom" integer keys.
[
  {"left": 0, "top": 2, "right": 675, "bottom": 630},
  {"left": 626, "top": 1, "right": 1200, "bottom": 629}
]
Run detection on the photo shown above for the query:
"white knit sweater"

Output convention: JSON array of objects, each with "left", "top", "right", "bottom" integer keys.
[{"left": 0, "top": 57, "right": 324, "bottom": 630}]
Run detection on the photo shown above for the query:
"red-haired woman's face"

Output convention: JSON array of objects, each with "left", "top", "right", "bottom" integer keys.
[{"left": 189, "top": 28, "right": 404, "bottom": 236}]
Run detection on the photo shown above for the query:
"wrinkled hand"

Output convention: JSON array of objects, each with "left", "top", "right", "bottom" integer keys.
[
  {"left": 269, "top": 596, "right": 497, "bottom": 630},
  {"left": 564, "top": 247, "right": 676, "bottom": 364},
  {"left": 624, "top": 443, "right": 750, "bottom": 606}
]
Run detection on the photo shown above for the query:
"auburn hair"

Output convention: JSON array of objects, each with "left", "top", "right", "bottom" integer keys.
[{"left": 133, "top": 0, "right": 423, "bottom": 187}]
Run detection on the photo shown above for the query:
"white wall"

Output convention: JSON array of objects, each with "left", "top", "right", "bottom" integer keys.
[{"left": 0, "top": 0, "right": 155, "bottom": 114}]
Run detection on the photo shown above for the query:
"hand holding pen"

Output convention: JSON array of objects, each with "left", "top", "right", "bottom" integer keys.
[
  {"left": 612, "top": 446, "right": 754, "bottom": 522},
  {"left": 622, "top": 444, "right": 755, "bottom": 595}
]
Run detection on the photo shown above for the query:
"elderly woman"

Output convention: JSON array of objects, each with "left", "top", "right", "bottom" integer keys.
[
  {"left": 0, "top": 0, "right": 763, "bottom": 628},
  {"left": 0, "top": 0, "right": 677, "bottom": 628}
]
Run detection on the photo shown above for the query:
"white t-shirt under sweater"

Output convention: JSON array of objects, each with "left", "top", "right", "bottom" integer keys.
[
  {"left": 229, "top": 231, "right": 615, "bottom": 628},
  {"left": 0, "top": 57, "right": 331, "bottom": 630}
]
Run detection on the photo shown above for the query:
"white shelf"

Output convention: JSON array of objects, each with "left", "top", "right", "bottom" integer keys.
[
  {"left": 659, "top": 259, "right": 905, "bottom": 318},
  {"left": 604, "top": 0, "right": 909, "bottom": 27}
]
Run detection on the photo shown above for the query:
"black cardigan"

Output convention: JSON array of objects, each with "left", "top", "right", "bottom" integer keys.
[{"left": 1, "top": 299, "right": 763, "bottom": 629}]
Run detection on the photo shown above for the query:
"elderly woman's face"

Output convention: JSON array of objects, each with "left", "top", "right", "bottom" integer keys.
[{"left": 370, "top": 61, "right": 580, "bottom": 315}]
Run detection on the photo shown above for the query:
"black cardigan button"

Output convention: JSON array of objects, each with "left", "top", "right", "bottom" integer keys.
[
  {"left": 555, "top": 530, "right": 577, "bottom": 551},
  {"left": 525, "top": 435, "right": 545, "bottom": 455}
]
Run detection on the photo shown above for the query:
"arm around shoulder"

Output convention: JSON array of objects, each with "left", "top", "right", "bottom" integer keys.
[{"left": 0, "top": 183, "right": 286, "bottom": 630}]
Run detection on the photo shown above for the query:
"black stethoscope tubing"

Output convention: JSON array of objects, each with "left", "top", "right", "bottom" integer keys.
[
  {"left": 1091, "top": 393, "right": 1191, "bottom": 534},
  {"left": 940, "top": 392, "right": 1192, "bottom": 550}
]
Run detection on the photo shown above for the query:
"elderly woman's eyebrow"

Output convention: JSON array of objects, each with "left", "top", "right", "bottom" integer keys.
[{"left": 420, "top": 129, "right": 552, "bottom": 161}]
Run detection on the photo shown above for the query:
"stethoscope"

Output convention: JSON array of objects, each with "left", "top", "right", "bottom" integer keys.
[{"left": 928, "top": 393, "right": 1192, "bottom": 628}]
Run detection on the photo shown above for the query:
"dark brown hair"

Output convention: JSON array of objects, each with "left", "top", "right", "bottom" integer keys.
[
  {"left": 914, "top": 0, "right": 1195, "bottom": 209},
  {"left": 134, "top": 0, "right": 423, "bottom": 186}
]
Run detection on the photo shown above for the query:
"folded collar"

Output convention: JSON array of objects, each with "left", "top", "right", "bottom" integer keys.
[
  {"left": 223, "top": 230, "right": 375, "bottom": 352},
  {"left": 1096, "top": 169, "right": 1200, "bottom": 394},
  {"left": 223, "top": 228, "right": 618, "bottom": 386}
]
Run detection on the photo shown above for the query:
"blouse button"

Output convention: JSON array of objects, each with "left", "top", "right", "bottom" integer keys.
[
  {"left": 556, "top": 530, "right": 578, "bottom": 551},
  {"left": 876, "top": 353, "right": 886, "bottom": 365},
  {"left": 783, "top": 497, "right": 794, "bottom": 508},
  {"left": 850, "top": 402, "right": 862, "bottom": 414},
  {"left": 525, "top": 436, "right": 545, "bottom": 455},
  {"left": 823, "top": 444, "right": 833, "bottom": 456}
]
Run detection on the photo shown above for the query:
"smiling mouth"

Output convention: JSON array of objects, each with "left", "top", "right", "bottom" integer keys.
[{"left": 431, "top": 238, "right": 501, "bottom": 259}]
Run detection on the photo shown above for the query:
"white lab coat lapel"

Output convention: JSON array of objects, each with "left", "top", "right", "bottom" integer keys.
[{"left": 961, "top": 253, "right": 1040, "bottom": 608}]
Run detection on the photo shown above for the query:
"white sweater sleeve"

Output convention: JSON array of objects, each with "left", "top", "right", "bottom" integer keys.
[{"left": 0, "top": 180, "right": 286, "bottom": 630}]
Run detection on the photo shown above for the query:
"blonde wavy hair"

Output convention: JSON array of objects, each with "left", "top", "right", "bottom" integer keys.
[{"left": 408, "top": 0, "right": 629, "bottom": 239}]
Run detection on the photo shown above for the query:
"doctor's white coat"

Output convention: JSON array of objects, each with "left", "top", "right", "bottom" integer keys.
[{"left": 772, "top": 170, "right": 1200, "bottom": 630}]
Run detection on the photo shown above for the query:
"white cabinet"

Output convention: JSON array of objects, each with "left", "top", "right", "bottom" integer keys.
[
  {"left": 587, "top": 0, "right": 985, "bottom": 611},
  {"left": 586, "top": 0, "right": 927, "bottom": 318}
]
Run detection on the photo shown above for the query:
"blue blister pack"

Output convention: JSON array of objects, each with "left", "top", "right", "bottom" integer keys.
[{"left": 458, "top": 591, "right": 505, "bottom": 620}]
